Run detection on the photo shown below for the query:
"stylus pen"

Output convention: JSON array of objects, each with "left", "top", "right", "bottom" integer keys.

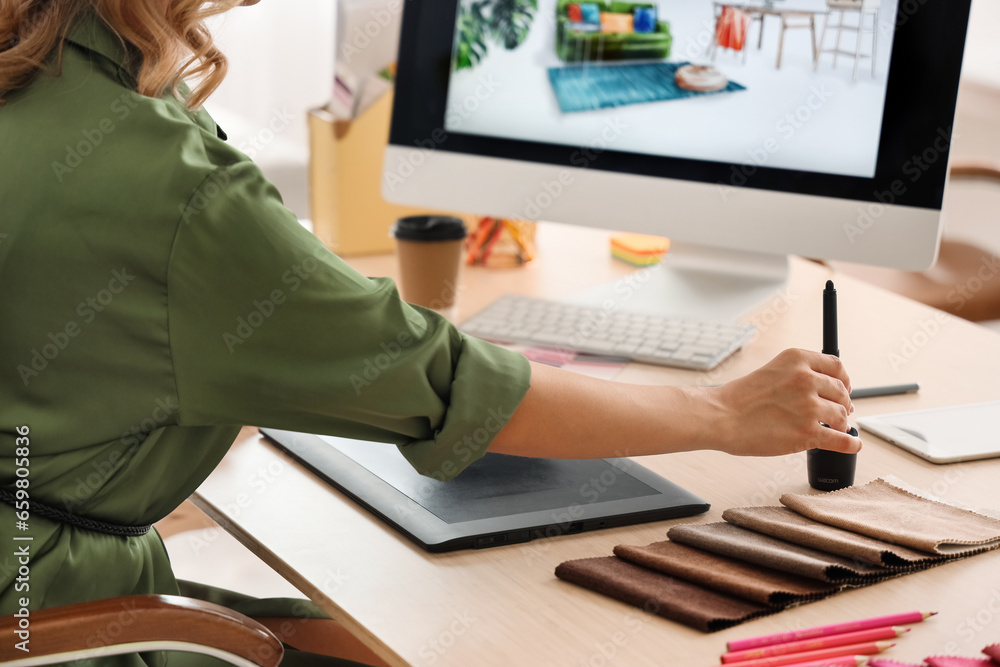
[
  {"left": 849, "top": 383, "right": 920, "bottom": 400},
  {"left": 823, "top": 280, "right": 838, "bottom": 358}
]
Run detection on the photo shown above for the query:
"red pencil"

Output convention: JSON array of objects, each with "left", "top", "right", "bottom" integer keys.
[
  {"left": 727, "top": 611, "right": 936, "bottom": 651},
  {"left": 722, "top": 626, "right": 909, "bottom": 663},
  {"left": 718, "top": 641, "right": 893, "bottom": 667}
]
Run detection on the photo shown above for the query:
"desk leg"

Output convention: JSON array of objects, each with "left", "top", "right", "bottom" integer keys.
[
  {"left": 815, "top": 12, "right": 828, "bottom": 71},
  {"left": 833, "top": 10, "right": 843, "bottom": 67},
  {"left": 853, "top": 10, "right": 862, "bottom": 81},
  {"left": 776, "top": 18, "right": 786, "bottom": 68},
  {"left": 871, "top": 10, "right": 878, "bottom": 77},
  {"left": 810, "top": 15, "right": 817, "bottom": 64}
]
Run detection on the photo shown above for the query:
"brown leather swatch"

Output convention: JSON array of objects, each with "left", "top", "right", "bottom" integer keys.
[
  {"left": 667, "top": 522, "right": 891, "bottom": 582},
  {"left": 723, "top": 505, "right": 940, "bottom": 567},
  {"left": 613, "top": 540, "right": 838, "bottom": 605},
  {"left": 780, "top": 478, "right": 1000, "bottom": 555},
  {"left": 554, "top": 556, "right": 776, "bottom": 632}
]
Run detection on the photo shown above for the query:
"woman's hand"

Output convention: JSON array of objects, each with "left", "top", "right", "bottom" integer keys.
[
  {"left": 490, "top": 349, "right": 861, "bottom": 461},
  {"left": 707, "top": 348, "right": 862, "bottom": 457}
]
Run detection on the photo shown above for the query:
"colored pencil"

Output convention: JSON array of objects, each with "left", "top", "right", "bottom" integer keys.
[
  {"left": 727, "top": 612, "right": 936, "bottom": 651},
  {"left": 712, "top": 655, "right": 867, "bottom": 667},
  {"left": 779, "top": 657, "right": 867, "bottom": 667},
  {"left": 719, "top": 641, "right": 893, "bottom": 667},
  {"left": 722, "top": 626, "right": 909, "bottom": 662}
]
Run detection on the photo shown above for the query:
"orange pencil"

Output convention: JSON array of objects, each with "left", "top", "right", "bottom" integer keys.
[
  {"left": 722, "top": 627, "right": 909, "bottom": 663},
  {"left": 719, "top": 641, "right": 893, "bottom": 667}
]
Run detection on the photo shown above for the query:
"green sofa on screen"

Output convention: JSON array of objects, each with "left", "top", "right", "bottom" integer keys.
[{"left": 556, "top": 0, "right": 672, "bottom": 62}]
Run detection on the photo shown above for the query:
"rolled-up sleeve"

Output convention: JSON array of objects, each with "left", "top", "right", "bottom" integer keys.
[{"left": 166, "top": 162, "right": 530, "bottom": 480}]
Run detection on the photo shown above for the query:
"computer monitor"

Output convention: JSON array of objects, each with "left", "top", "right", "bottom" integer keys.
[{"left": 383, "top": 0, "right": 971, "bottom": 320}]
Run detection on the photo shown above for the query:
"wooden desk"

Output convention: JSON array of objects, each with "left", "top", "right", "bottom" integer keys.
[{"left": 193, "top": 222, "right": 1000, "bottom": 667}]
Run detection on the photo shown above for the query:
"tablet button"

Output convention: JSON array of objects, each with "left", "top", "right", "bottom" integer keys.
[{"left": 475, "top": 534, "right": 508, "bottom": 547}]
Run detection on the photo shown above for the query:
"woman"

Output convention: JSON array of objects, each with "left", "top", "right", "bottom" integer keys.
[{"left": 0, "top": 1, "right": 860, "bottom": 665}]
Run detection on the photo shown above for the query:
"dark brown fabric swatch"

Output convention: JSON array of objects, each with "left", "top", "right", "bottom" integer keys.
[
  {"left": 612, "top": 540, "right": 838, "bottom": 605},
  {"left": 723, "top": 505, "right": 941, "bottom": 567},
  {"left": 781, "top": 478, "right": 1000, "bottom": 555},
  {"left": 554, "top": 556, "right": 776, "bottom": 632},
  {"left": 667, "top": 522, "right": 891, "bottom": 582}
]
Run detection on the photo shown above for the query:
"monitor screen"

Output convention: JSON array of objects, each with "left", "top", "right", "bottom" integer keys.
[
  {"left": 443, "top": 0, "right": 898, "bottom": 179},
  {"left": 390, "top": 0, "right": 969, "bottom": 211}
]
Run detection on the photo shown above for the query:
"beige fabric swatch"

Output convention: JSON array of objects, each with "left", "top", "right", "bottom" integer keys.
[
  {"left": 723, "top": 505, "right": 941, "bottom": 566},
  {"left": 613, "top": 540, "right": 838, "bottom": 605},
  {"left": 667, "top": 522, "right": 891, "bottom": 582},
  {"left": 554, "top": 556, "right": 776, "bottom": 632},
  {"left": 780, "top": 478, "right": 1000, "bottom": 555}
]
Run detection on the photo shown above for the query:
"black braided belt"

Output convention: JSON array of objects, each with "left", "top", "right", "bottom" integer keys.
[{"left": 0, "top": 487, "right": 152, "bottom": 537}]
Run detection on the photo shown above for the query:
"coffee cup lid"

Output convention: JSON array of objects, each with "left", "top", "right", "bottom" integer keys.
[{"left": 391, "top": 215, "right": 467, "bottom": 242}]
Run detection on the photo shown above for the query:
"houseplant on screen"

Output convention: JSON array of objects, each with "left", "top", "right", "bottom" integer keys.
[{"left": 454, "top": 0, "right": 538, "bottom": 70}]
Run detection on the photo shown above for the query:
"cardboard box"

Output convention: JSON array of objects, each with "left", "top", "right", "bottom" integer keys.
[{"left": 307, "top": 89, "right": 432, "bottom": 255}]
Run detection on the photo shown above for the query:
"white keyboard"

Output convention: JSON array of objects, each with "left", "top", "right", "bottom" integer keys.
[{"left": 460, "top": 294, "right": 756, "bottom": 370}]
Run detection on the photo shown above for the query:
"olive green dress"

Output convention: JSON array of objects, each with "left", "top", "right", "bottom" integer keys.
[{"left": 0, "top": 11, "right": 530, "bottom": 667}]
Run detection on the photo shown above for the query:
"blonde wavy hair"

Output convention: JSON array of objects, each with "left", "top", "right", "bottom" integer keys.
[{"left": 0, "top": 0, "right": 243, "bottom": 109}]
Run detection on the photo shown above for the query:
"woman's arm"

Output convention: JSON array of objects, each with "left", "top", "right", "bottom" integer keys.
[{"left": 489, "top": 348, "right": 861, "bottom": 459}]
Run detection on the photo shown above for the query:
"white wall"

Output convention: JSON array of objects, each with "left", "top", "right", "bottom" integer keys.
[
  {"left": 963, "top": 0, "right": 1000, "bottom": 90},
  {"left": 203, "top": 0, "right": 336, "bottom": 217}
]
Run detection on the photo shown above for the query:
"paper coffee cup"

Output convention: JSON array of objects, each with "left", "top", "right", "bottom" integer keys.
[{"left": 390, "top": 216, "right": 467, "bottom": 310}]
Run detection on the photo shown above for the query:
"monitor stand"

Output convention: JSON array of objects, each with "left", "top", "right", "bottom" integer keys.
[{"left": 566, "top": 242, "right": 790, "bottom": 323}]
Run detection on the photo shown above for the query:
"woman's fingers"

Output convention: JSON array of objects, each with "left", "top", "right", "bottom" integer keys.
[
  {"left": 803, "top": 350, "right": 852, "bottom": 394},
  {"left": 815, "top": 373, "right": 854, "bottom": 416},
  {"left": 815, "top": 396, "right": 851, "bottom": 433},
  {"left": 812, "top": 423, "right": 863, "bottom": 454},
  {"left": 715, "top": 348, "right": 864, "bottom": 457}
]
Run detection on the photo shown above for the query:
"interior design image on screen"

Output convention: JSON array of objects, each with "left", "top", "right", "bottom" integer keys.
[{"left": 445, "top": 0, "right": 899, "bottom": 178}]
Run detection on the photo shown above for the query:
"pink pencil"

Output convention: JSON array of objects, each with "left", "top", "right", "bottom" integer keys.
[
  {"left": 723, "top": 627, "right": 909, "bottom": 663},
  {"left": 727, "top": 611, "right": 936, "bottom": 652},
  {"left": 718, "top": 642, "right": 892, "bottom": 667},
  {"left": 779, "top": 657, "right": 867, "bottom": 667},
  {"left": 712, "top": 656, "right": 867, "bottom": 667}
]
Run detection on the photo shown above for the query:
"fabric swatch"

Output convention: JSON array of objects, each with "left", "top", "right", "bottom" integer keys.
[
  {"left": 723, "top": 505, "right": 940, "bottom": 567},
  {"left": 554, "top": 556, "right": 776, "bottom": 632},
  {"left": 780, "top": 478, "right": 1000, "bottom": 555},
  {"left": 613, "top": 540, "right": 838, "bottom": 605},
  {"left": 667, "top": 522, "right": 890, "bottom": 582}
]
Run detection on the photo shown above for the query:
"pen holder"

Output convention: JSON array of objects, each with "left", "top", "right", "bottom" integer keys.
[{"left": 807, "top": 427, "right": 858, "bottom": 491}]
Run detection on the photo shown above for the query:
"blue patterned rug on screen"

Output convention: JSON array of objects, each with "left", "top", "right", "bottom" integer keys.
[{"left": 548, "top": 61, "right": 746, "bottom": 113}]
